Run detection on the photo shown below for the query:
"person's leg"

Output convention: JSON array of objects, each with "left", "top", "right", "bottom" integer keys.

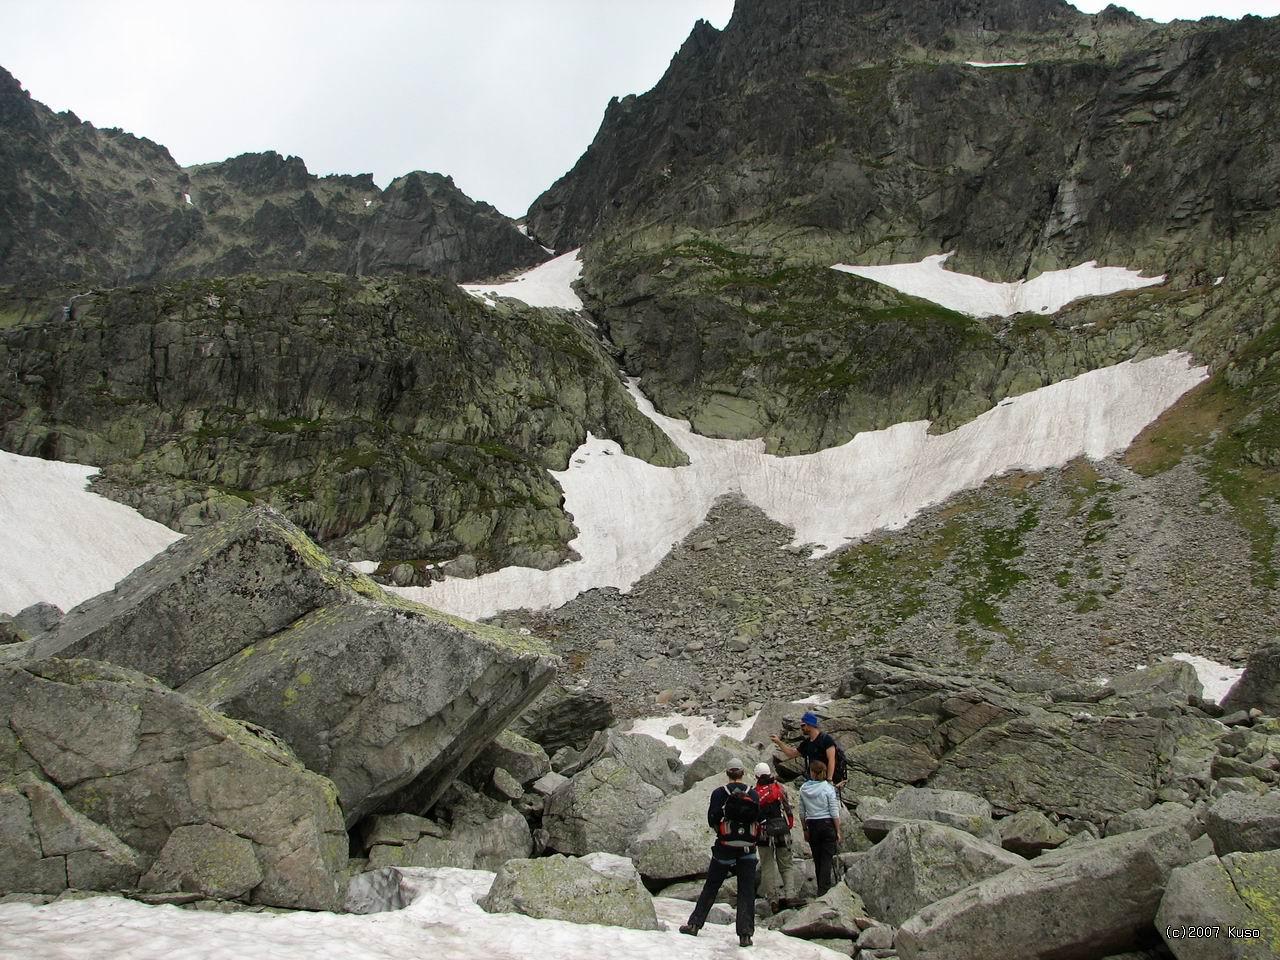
[
  {"left": 776, "top": 840, "right": 796, "bottom": 902},
  {"left": 813, "top": 821, "right": 836, "bottom": 895},
  {"left": 757, "top": 843, "right": 779, "bottom": 901},
  {"left": 733, "top": 855, "right": 758, "bottom": 942},
  {"left": 684, "top": 856, "right": 731, "bottom": 932}
]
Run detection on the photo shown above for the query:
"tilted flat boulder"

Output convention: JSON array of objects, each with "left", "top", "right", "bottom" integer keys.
[
  {"left": 1156, "top": 851, "right": 1280, "bottom": 960},
  {"left": 35, "top": 507, "right": 557, "bottom": 825},
  {"left": 930, "top": 713, "right": 1173, "bottom": 821},
  {"left": 845, "top": 821, "right": 1025, "bottom": 926},
  {"left": 1222, "top": 644, "right": 1280, "bottom": 716},
  {"left": 998, "top": 809, "right": 1070, "bottom": 858},
  {"left": 463, "top": 730, "right": 550, "bottom": 789},
  {"left": 781, "top": 884, "right": 871, "bottom": 939},
  {"left": 480, "top": 853, "right": 660, "bottom": 930},
  {"left": 896, "top": 824, "right": 1198, "bottom": 960},
  {"left": 861, "top": 786, "right": 999, "bottom": 844},
  {"left": 1106, "top": 661, "right": 1204, "bottom": 712},
  {"left": 626, "top": 772, "right": 725, "bottom": 882},
  {"left": 0, "top": 659, "right": 347, "bottom": 910},
  {"left": 571, "top": 729, "right": 683, "bottom": 795},
  {"left": 510, "top": 683, "right": 615, "bottom": 753}
]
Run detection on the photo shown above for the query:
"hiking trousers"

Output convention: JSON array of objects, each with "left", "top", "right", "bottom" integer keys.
[
  {"left": 757, "top": 840, "right": 796, "bottom": 901},
  {"left": 687, "top": 851, "right": 758, "bottom": 938},
  {"left": 806, "top": 818, "right": 838, "bottom": 896}
]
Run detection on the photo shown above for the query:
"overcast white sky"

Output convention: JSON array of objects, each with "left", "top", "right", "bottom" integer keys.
[{"left": 1, "top": 1, "right": 1277, "bottom": 218}]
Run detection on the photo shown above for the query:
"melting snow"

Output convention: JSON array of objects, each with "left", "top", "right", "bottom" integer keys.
[
  {"left": 183, "top": 193, "right": 193, "bottom": 205},
  {"left": 364, "top": 199, "right": 373, "bottom": 208},
  {"left": 401, "top": 352, "right": 1207, "bottom": 621},
  {"left": 832, "top": 253, "right": 1164, "bottom": 318},
  {"left": 628, "top": 712, "right": 760, "bottom": 763},
  {"left": 0, "top": 868, "right": 846, "bottom": 960},
  {"left": 0, "top": 450, "right": 181, "bottom": 615},
  {"left": 1214, "top": 276, "right": 1225, "bottom": 286},
  {"left": 965, "top": 61, "right": 1028, "bottom": 67},
  {"left": 1170, "top": 653, "right": 1243, "bottom": 704},
  {"left": 460, "top": 249, "right": 584, "bottom": 310}
]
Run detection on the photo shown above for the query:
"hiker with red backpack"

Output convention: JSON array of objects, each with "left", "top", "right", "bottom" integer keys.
[
  {"left": 752, "top": 761, "right": 797, "bottom": 913},
  {"left": 679, "top": 758, "right": 761, "bottom": 948}
]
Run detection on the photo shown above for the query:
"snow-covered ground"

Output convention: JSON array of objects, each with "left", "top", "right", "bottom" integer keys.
[
  {"left": 628, "top": 712, "right": 760, "bottom": 762},
  {"left": 832, "top": 253, "right": 1165, "bottom": 318},
  {"left": 0, "top": 869, "right": 845, "bottom": 960},
  {"left": 403, "top": 352, "right": 1206, "bottom": 620},
  {"left": 964, "top": 61, "right": 1028, "bottom": 67},
  {"left": 0, "top": 450, "right": 181, "bottom": 615},
  {"left": 461, "top": 248, "right": 584, "bottom": 310}
]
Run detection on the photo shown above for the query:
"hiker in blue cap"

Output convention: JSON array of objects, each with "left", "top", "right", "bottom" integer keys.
[{"left": 770, "top": 710, "right": 838, "bottom": 784}]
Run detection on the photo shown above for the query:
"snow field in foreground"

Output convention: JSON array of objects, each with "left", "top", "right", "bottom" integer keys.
[
  {"left": 0, "top": 450, "right": 182, "bottom": 615},
  {"left": 460, "top": 248, "right": 584, "bottom": 310},
  {"left": 0, "top": 868, "right": 846, "bottom": 960},
  {"left": 832, "top": 252, "right": 1165, "bottom": 318},
  {"left": 404, "top": 352, "right": 1207, "bottom": 621}
]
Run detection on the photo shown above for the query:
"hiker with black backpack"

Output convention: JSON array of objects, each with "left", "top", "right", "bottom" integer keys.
[
  {"left": 752, "top": 761, "right": 797, "bottom": 913},
  {"left": 679, "top": 758, "right": 761, "bottom": 948}
]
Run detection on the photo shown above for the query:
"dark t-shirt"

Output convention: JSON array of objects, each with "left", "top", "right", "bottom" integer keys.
[{"left": 796, "top": 732, "right": 837, "bottom": 777}]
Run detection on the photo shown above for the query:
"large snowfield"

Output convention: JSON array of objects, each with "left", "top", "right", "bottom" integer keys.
[
  {"left": 460, "top": 248, "right": 585, "bottom": 309},
  {"left": 0, "top": 868, "right": 848, "bottom": 960}
]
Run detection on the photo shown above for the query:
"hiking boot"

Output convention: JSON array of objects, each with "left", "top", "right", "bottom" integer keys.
[
  {"left": 767, "top": 899, "right": 780, "bottom": 915},
  {"left": 739, "top": 935, "right": 753, "bottom": 947},
  {"left": 679, "top": 923, "right": 699, "bottom": 937}
]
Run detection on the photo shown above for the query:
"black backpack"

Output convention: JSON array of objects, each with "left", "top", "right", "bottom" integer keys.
[
  {"left": 717, "top": 783, "right": 763, "bottom": 848},
  {"left": 832, "top": 740, "right": 848, "bottom": 786}
]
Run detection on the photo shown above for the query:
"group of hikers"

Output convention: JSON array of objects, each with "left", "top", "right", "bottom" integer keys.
[{"left": 679, "top": 711, "right": 846, "bottom": 948}]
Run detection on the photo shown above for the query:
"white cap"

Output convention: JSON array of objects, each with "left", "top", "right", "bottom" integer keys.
[{"left": 754, "top": 762, "right": 772, "bottom": 777}]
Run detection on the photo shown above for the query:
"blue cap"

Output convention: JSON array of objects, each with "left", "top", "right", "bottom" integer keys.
[{"left": 801, "top": 711, "right": 820, "bottom": 727}]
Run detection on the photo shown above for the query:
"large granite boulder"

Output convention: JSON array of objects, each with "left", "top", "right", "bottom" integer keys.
[
  {"left": 626, "top": 772, "right": 724, "bottom": 882},
  {"left": 570, "top": 729, "right": 683, "bottom": 796},
  {"left": 1203, "top": 792, "right": 1280, "bottom": 856},
  {"left": 844, "top": 821, "right": 1025, "bottom": 925},
  {"left": 0, "top": 659, "right": 347, "bottom": 910},
  {"left": 463, "top": 730, "right": 551, "bottom": 789},
  {"left": 997, "top": 810, "right": 1070, "bottom": 858},
  {"left": 780, "top": 884, "right": 872, "bottom": 939},
  {"left": 1222, "top": 644, "right": 1280, "bottom": 716},
  {"left": 510, "top": 683, "right": 615, "bottom": 753},
  {"left": 896, "top": 824, "right": 1198, "bottom": 960},
  {"left": 543, "top": 758, "right": 665, "bottom": 856},
  {"left": 36, "top": 508, "right": 556, "bottom": 825},
  {"left": 682, "top": 734, "right": 763, "bottom": 790},
  {"left": 861, "top": 786, "right": 999, "bottom": 844},
  {"left": 1156, "top": 851, "right": 1280, "bottom": 959},
  {"left": 480, "top": 853, "right": 660, "bottom": 930}
]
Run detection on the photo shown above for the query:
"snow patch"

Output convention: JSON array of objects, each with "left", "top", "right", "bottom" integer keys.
[
  {"left": 0, "top": 450, "right": 182, "bottom": 615},
  {"left": 628, "top": 712, "right": 760, "bottom": 763},
  {"left": 183, "top": 193, "right": 193, "bottom": 205},
  {"left": 364, "top": 198, "right": 373, "bottom": 208},
  {"left": 349, "top": 560, "right": 380, "bottom": 574},
  {"left": 832, "top": 253, "right": 1164, "bottom": 318},
  {"left": 1170, "top": 653, "right": 1243, "bottom": 705},
  {"left": 1214, "top": 276, "right": 1225, "bottom": 286},
  {"left": 0, "top": 867, "right": 846, "bottom": 960},
  {"left": 461, "top": 248, "right": 583, "bottom": 310},
  {"left": 965, "top": 61, "right": 1028, "bottom": 67},
  {"left": 399, "top": 351, "right": 1206, "bottom": 621}
]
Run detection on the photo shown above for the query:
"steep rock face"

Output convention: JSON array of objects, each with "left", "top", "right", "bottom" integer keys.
[
  {"left": 525, "top": 3, "right": 1280, "bottom": 454},
  {"left": 0, "top": 66, "right": 546, "bottom": 287},
  {"left": 0, "top": 273, "right": 682, "bottom": 574}
]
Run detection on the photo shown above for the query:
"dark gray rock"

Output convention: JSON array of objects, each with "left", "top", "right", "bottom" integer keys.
[
  {"left": 780, "top": 884, "right": 870, "bottom": 939},
  {"left": 574, "top": 729, "right": 683, "bottom": 796},
  {"left": 12, "top": 603, "right": 62, "bottom": 637},
  {"left": 861, "top": 786, "right": 998, "bottom": 844},
  {"left": 1222, "top": 645, "right": 1280, "bottom": 717},
  {"left": 510, "top": 684, "right": 615, "bottom": 753},
  {"left": 997, "top": 809, "right": 1070, "bottom": 858},
  {"left": 1107, "top": 661, "right": 1204, "bottom": 712},
  {"left": 139, "top": 824, "right": 263, "bottom": 900},
  {"left": 544, "top": 758, "right": 665, "bottom": 857},
  {"left": 463, "top": 730, "right": 551, "bottom": 789}
]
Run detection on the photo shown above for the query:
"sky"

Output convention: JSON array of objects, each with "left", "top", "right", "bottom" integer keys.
[{"left": 0, "top": 1, "right": 1277, "bottom": 218}]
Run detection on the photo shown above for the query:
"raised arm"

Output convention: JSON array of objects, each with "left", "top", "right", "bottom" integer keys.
[{"left": 770, "top": 733, "right": 800, "bottom": 759}]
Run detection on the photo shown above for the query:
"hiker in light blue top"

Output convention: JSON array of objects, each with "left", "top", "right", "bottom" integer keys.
[{"left": 798, "top": 760, "right": 842, "bottom": 895}]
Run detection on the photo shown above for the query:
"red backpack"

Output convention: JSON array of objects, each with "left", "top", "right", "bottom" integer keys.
[{"left": 755, "top": 780, "right": 793, "bottom": 841}]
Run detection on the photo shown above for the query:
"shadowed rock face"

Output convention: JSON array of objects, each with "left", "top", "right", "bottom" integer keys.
[
  {"left": 0, "top": 272, "right": 682, "bottom": 574},
  {"left": 0, "top": 66, "right": 547, "bottom": 287},
  {"left": 35, "top": 507, "right": 559, "bottom": 824}
]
